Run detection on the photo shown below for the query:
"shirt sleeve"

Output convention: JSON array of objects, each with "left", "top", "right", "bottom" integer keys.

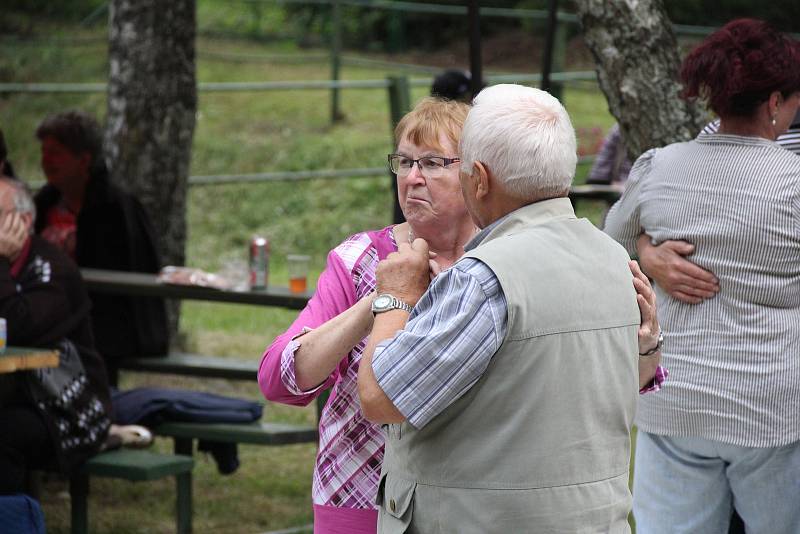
[
  {"left": 258, "top": 248, "right": 358, "bottom": 406},
  {"left": 372, "top": 258, "right": 507, "bottom": 429},
  {"left": 603, "top": 148, "right": 658, "bottom": 256},
  {"left": 587, "top": 124, "right": 621, "bottom": 185},
  {"left": 639, "top": 365, "right": 669, "bottom": 394}
]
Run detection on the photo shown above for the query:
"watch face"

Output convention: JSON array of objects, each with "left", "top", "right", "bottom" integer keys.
[{"left": 373, "top": 294, "right": 393, "bottom": 311}]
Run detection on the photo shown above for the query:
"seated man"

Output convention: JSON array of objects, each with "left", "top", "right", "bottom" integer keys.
[
  {"left": 0, "top": 178, "right": 111, "bottom": 494},
  {"left": 34, "top": 111, "right": 168, "bottom": 382}
]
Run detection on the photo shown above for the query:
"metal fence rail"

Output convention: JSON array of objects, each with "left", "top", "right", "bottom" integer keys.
[{"left": 0, "top": 70, "right": 598, "bottom": 95}]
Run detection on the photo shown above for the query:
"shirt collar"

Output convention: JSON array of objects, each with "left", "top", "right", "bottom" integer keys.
[
  {"left": 465, "top": 197, "right": 576, "bottom": 252},
  {"left": 465, "top": 214, "right": 510, "bottom": 252}
]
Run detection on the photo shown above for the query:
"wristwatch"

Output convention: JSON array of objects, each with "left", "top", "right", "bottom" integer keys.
[
  {"left": 371, "top": 293, "right": 413, "bottom": 315},
  {"left": 639, "top": 329, "right": 664, "bottom": 357}
]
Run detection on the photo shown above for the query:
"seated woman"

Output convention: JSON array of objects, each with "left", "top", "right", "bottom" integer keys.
[
  {"left": 605, "top": 19, "right": 800, "bottom": 532},
  {"left": 259, "top": 97, "right": 664, "bottom": 534}
]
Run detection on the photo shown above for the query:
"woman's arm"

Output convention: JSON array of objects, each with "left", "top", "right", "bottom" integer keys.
[
  {"left": 258, "top": 245, "right": 366, "bottom": 405},
  {"left": 636, "top": 234, "right": 719, "bottom": 304},
  {"left": 292, "top": 294, "right": 374, "bottom": 391}
]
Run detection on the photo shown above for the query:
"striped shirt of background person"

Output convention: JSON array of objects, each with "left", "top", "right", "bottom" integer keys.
[{"left": 604, "top": 133, "right": 800, "bottom": 448}]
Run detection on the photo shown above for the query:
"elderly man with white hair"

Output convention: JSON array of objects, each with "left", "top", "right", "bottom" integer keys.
[{"left": 357, "top": 84, "right": 660, "bottom": 533}]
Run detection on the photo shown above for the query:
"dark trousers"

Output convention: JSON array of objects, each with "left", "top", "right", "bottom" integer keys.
[{"left": 0, "top": 404, "right": 51, "bottom": 494}]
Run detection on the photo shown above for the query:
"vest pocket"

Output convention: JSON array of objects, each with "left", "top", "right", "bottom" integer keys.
[{"left": 376, "top": 473, "right": 416, "bottom": 533}]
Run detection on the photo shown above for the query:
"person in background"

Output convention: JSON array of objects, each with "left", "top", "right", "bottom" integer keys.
[
  {"left": 0, "top": 128, "right": 17, "bottom": 179},
  {"left": 587, "top": 111, "right": 800, "bottom": 186},
  {"left": 0, "top": 178, "right": 110, "bottom": 494},
  {"left": 358, "top": 84, "right": 661, "bottom": 532},
  {"left": 604, "top": 19, "right": 800, "bottom": 533},
  {"left": 33, "top": 111, "right": 168, "bottom": 383},
  {"left": 260, "top": 95, "right": 666, "bottom": 533},
  {"left": 430, "top": 69, "right": 472, "bottom": 102}
]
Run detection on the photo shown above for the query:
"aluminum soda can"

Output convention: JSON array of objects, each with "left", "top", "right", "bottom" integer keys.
[{"left": 249, "top": 236, "right": 270, "bottom": 289}]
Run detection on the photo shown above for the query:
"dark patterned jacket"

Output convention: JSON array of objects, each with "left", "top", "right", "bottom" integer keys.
[{"left": 0, "top": 236, "right": 111, "bottom": 472}]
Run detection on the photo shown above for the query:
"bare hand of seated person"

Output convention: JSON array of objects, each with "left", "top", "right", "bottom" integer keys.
[
  {"left": 0, "top": 212, "right": 28, "bottom": 262},
  {"left": 636, "top": 234, "right": 720, "bottom": 304}
]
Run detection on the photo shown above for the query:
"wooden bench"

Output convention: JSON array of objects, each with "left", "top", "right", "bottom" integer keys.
[
  {"left": 70, "top": 449, "right": 194, "bottom": 534},
  {"left": 117, "top": 352, "right": 258, "bottom": 381}
]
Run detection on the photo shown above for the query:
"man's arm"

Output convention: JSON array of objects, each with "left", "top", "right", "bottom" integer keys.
[
  {"left": 358, "top": 238, "right": 432, "bottom": 424},
  {"left": 359, "top": 309, "right": 411, "bottom": 424},
  {"left": 636, "top": 234, "right": 719, "bottom": 304},
  {"left": 360, "top": 255, "right": 506, "bottom": 428}
]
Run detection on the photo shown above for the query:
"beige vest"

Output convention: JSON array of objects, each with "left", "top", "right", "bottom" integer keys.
[{"left": 377, "top": 199, "right": 640, "bottom": 534}]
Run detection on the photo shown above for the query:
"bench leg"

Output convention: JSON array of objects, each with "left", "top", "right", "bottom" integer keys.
[
  {"left": 69, "top": 472, "right": 89, "bottom": 534},
  {"left": 175, "top": 437, "right": 193, "bottom": 456},
  {"left": 176, "top": 471, "right": 192, "bottom": 534}
]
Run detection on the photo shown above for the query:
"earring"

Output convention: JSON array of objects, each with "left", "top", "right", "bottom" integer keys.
[{"left": 772, "top": 114, "right": 778, "bottom": 126}]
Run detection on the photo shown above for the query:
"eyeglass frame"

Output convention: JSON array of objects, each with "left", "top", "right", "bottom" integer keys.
[{"left": 387, "top": 153, "right": 461, "bottom": 177}]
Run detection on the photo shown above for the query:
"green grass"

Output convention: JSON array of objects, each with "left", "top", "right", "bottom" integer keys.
[{"left": 3, "top": 7, "right": 620, "bottom": 532}]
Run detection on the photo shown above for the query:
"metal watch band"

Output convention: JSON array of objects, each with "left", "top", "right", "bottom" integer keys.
[
  {"left": 372, "top": 293, "right": 413, "bottom": 315},
  {"left": 388, "top": 296, "right": 413, "bottom": 314}
]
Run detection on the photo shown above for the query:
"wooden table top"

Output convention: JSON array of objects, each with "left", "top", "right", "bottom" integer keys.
[
  {"left": 80, "top": 268, "right": 312, "bottom": 309},
  {"left": 0, "top": 346, "right": 60, "bottom": 374}
]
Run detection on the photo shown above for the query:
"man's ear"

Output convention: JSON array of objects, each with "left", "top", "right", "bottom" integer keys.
[
  {"left": 473, "top": 161, "right": 490, "bottom": 200},
  {"left": 21, "top": 212, "right": 34, "bottom": 235}
]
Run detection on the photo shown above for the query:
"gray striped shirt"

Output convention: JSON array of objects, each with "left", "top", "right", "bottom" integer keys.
[{"left": 605, "top": 133, "right": 800, "bottom": 447}]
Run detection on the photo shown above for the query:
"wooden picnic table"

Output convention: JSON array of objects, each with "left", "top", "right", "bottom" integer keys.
[
  {"left": 0, "top": 346, "right": 60, "bottom": 374},
  {"left": 80, "top": 268, "right": 312, "bottom": 309}
]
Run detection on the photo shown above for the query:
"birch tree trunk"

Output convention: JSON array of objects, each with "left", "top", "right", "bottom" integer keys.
[
  {"left": 105, "top": 0, "right": 196, "bottom": 269},
  {"left": 105, "top": 0, "right": 196, "bottom": 340},
  {"left": 575, "top": 0, "right": 707, "bottom": 160}
]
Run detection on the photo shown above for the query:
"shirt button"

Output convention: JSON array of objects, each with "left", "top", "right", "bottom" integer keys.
[{"left": 389, "top": 499, "right": 396, "bottom": 513}]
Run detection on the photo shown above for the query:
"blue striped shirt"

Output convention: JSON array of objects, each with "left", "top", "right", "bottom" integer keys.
[{"left": 372, "top": 258, "right": 507, "bottom": 429}]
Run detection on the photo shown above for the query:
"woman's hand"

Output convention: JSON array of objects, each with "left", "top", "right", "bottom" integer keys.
[
  {"left": 629, "top": 260, "right": 660, "bottom": 354},
  {"left": 629, "top": 260, "right": 663, "bottom": 388},
  {"left": 636, "top": 234, "right": 719, "bottom": 304}
]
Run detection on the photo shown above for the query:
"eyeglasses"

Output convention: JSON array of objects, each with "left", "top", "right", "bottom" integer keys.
[{"left": 388, "top": 154, "right": 460, "bottom": 178}]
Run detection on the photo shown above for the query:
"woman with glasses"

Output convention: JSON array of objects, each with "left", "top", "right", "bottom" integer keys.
[
  {"left": 258, "top": 97, "right": 474, "bottom": 534},
  {"left": 259, "top": 96, "right": 662, "bottom": 534}
]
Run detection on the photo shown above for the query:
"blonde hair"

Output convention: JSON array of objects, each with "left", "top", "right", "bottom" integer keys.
[{"left": 394, "top": 97, "right": 470, "bottom": 153}]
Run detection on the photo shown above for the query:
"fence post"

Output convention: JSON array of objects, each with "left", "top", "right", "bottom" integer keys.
[
  {"left": 550, "top": 20, "right": 568, "bottom": 102},
  {"left": 387, "top": 75, "right": 411, "bottom": 224},
  {"left": 330, "top": 0, "right": 343, "bottom": 123}
]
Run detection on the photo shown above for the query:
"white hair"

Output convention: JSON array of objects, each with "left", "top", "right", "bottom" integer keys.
[
  {"left": 459, "top": 84, "right": 577, "bottom": 200},
  {"left": 0, "top": 177, "right": 36, "bottom": 227}
]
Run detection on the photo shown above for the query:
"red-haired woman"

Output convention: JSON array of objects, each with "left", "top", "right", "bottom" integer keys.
[{"left": 605, "top": 19, "right": 800, "bottom": 533}]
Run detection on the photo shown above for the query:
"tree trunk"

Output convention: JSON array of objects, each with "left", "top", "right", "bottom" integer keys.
[
  {"left": 575, "top": 0, "right": 707, "bottom": 160},
  {"left": 105, "top": 0, "right": 196, "bottom": 269},
  {"left": 105, "top": 0, "right": 196, "bottom": 341}
]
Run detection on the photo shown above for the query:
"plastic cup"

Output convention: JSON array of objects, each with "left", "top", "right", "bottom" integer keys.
[
  {"left": 287, "top": 255, "right": 310, "bottom": 294},
  {"left": 0, "top": 318, "right": 6, "bottom": 354}
]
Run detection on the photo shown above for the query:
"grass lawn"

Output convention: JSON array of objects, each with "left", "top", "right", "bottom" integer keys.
[{"left": 2, "top": 5, "right": 627, "bottom": 532}]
